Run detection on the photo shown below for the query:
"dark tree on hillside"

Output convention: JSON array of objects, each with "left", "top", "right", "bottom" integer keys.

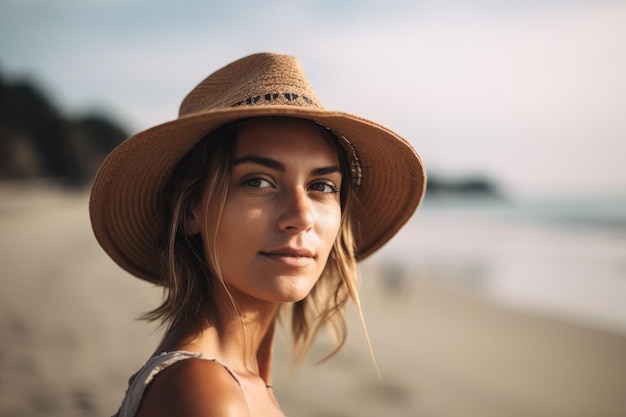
[{"left": 0, "top": 71, "right": 128, "bottom": 186}]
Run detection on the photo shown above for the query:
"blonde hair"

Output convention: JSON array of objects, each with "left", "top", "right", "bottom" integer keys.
[{"left": 144, "top": 117, "right": 366, "bottom": 364}]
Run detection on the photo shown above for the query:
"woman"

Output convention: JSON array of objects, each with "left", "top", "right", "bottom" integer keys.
[{"left": 90, "top": 52, "right": 426, "bottom": 417}]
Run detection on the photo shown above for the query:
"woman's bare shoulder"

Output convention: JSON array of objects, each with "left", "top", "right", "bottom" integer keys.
[{"left": 136, "top": 358, "right": 250, "bottom": 417}]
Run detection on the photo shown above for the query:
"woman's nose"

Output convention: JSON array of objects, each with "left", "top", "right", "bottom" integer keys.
[{"left": 277, "top": 186, "right": 314, "bottom": 233}]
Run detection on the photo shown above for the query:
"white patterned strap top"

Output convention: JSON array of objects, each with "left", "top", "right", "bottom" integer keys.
[{"left": 112, "top": 350, "right": 245, "bottom": 417}]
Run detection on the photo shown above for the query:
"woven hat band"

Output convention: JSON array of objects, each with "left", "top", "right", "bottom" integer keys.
[
  {"left": 179, "top": 54, "right": 323, "bottom": 117},
  {"left": 231, "top": 91, "right": 320, "bottom": 109}
]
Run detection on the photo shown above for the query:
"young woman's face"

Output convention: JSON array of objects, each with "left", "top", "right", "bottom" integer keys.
[{"left": 191, "top": 118, "right": 343, "bottom": 304}]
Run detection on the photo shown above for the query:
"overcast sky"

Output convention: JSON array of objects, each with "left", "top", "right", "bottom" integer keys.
[{"left": 1, "top": 0, "right": 625, "bottom": 199}]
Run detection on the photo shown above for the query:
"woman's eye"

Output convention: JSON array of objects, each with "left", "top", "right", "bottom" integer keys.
[
  {"left": 309, "top": 181, "right": 338, "bottom": 194},
  {"left": 244, "top": 178, "right": 272, "bottom": 188}
]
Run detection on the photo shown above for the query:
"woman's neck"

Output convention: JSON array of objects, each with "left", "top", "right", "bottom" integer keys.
[{"left": 155, "top": 300, "right": 280, "bottom": 379}]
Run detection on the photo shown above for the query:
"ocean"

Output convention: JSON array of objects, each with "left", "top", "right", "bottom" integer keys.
[{"left": 368, "top": 194, "right": 626, "bottom": 336}]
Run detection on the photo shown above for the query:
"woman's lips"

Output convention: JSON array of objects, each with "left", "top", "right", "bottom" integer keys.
[{"left": 259, "top": 248, "right": 315, "bottom": 266}]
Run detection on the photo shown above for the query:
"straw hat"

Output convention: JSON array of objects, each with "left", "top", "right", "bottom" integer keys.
[{"left": 90, "top": 52, "right": 426, "bottom": 283}]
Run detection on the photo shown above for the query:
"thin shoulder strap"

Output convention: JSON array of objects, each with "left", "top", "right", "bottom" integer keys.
[{"left": 113, "top": 351, "right": 246, "bottom": 417}]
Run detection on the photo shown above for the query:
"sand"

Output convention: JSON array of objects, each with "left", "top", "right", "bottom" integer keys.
[{"left": 1, "top": 184, "right": 625, "bottom": 417}]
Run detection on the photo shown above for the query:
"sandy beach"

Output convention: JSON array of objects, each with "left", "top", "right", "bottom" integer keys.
[{"left": 1, "top": 184, "right": 625, "bottom": 417}]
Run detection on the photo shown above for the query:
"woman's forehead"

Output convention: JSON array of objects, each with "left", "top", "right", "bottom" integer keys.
[{"left": 234, "top": 118, "right": 339, "bottom": 161}]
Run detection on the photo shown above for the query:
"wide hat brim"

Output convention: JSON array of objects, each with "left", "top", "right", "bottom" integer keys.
[{"left": 90, "top": 105, "right": 426, "bottom": 283}]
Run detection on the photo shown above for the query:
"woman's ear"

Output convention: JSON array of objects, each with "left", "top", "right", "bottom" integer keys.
[{"left": 187, "top": 205, "right": 202, "bottom": 235}]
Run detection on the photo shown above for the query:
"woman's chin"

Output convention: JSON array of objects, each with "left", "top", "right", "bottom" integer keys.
[{"left": 265, "top": 282, "right": 317, "bottom": 304}]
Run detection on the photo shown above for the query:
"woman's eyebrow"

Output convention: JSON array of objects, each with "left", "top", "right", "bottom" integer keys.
[
  {"left": 311, "top": 166, "right": 341, "bottom": 176},
  {"left": 234, "top": 155, "right": 341, "bottom": 176},
  {"left": 234, "top": 155, "right": 284, "bottom": 171}
]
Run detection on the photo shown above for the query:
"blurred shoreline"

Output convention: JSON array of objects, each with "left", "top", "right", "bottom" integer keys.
[{"left": 379, "top": 193, "right": 626, "bottom": 337}]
